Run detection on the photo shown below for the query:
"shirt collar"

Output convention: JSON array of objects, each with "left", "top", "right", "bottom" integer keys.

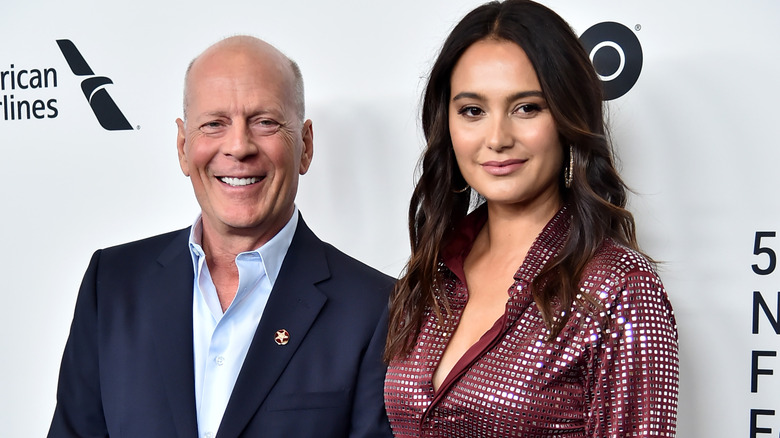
[
  {"left": 187, "top": 206, "right": 299, "bottom": 287},
  {"left": 440, "top": 204, "right": 488, "bottom": 284},
  {"left": 441, "top": 203, "right": 571, "bottom": 286}
]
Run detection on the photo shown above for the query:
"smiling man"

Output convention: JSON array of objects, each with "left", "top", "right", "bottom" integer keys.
[{"left": 48, "top": 36, "right": 393, "bottom": 438}]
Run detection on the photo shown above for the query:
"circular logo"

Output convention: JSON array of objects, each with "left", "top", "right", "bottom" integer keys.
[{"left": 579, "top": 22, "right": 643, "bottom": 100}]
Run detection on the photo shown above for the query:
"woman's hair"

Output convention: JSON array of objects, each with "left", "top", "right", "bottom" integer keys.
[{"left": 385, "top": 0, "right": 641, "bottom": 361}]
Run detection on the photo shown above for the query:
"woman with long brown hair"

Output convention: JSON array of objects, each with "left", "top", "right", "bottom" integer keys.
[{"left": 384, "top": 1, "right": 678, "bottom": 436}]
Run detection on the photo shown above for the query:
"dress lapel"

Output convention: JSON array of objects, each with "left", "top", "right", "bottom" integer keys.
[
  {"left": 217, "top": 217, "right": 329, "bottom": 438},
  {"left": 150, "top": 229, "right": 200, "bottom": 438}
]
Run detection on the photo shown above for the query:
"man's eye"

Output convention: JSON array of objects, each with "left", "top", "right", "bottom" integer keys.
[
  {"left": 253, "top": 119, "right": 281, "bottom": 135},
  {"left": 200, "top": 121, "right": 225, "bottom": 133}
]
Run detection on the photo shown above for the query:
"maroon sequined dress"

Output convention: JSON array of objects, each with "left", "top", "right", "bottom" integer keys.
[{"left": 385, "top": 206, "right": 678, "bottom": 437}]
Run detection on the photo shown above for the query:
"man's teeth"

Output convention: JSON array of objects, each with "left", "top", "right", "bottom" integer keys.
[{"left": 220, "top": 177, "right": 260, "bottom": 186}]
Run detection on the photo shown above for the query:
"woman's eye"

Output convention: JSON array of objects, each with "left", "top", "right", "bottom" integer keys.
[
  {"left": 515, "top": 103, "right": 541, "bottom": 114},
  {"left": 458, "top": 106, "right": 484, "bottom": 117}
]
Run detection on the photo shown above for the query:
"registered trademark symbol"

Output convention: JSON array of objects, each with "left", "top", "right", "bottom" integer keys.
[
  {"left": 136, "top": 125, "right": 141, "bottom": 130},
  {"left": 635, "top": 24, "right": 642, "bottom": 31}
]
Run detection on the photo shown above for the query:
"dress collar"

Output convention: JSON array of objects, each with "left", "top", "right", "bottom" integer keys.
[{"left": 441, "top": 204, "right": 572, "bottom": 289}]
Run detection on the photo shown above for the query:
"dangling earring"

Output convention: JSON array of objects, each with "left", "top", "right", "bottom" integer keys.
[{"left": 564, "top": 145, "right": 574, "bottom": 188}]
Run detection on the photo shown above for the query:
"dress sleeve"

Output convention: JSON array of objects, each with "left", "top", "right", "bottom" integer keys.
[{"left": 584, "top": 268, "right": 679, "bottom": 437}]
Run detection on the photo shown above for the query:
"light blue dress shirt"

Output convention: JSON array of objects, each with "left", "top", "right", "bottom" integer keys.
[{"left": 188, "top": 208, "right": 299, "bottom": 438}]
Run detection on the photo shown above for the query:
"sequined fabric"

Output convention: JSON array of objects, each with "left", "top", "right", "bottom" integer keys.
[{"left": 385, "top": 207, "right": 678, "bottom": 437}]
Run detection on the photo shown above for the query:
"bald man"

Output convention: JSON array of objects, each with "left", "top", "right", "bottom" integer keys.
[{"left": 48, "top": 36, "right": 393, "bottom": 438}]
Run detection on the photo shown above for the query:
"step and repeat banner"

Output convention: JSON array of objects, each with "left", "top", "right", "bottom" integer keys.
[{"left": 2, "top": 0, "right": 779, "bottom": 436}]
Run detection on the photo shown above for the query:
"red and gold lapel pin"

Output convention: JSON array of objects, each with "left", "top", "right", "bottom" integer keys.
[{"left": 274, "top": 329, "right": 290, "bottom": 346}]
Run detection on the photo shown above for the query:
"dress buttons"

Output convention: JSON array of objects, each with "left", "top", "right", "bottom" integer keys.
[{"left": 215, "top": 356, "right": 225, "bottom": 366}]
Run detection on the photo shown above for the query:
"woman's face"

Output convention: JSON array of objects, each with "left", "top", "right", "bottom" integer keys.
[{"left": 449, "top": 39, "right": 563, "bottom": 212}]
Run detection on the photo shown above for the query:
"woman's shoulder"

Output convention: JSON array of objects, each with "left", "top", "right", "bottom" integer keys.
[
  {"left": 579, "top": 238, "right": 665, "bottom": 305},
  {"left": 575, "top": 239, "right": 678, "bottom": 353},
  {"left": 588, "top": 238, "right": 656, "bottom": 273}
]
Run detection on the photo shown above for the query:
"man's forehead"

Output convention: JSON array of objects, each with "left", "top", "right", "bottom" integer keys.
[
  {"left": 185, "top": 77, "right": 295, "bottom": 123},
  {"left": 189, "top": 68, "right": 293, "bottom": 100}
]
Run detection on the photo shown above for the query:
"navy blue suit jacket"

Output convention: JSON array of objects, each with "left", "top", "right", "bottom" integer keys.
[{"left": 48, "top": 216, "right": 394, "bottom": 438}]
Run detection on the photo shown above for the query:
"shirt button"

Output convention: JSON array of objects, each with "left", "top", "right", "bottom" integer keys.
[
  {"left": 215, "top": 356, "right": 225, "bottom": 366},
  {"left": 204, "top": 432, "right": 214, "bottom": 438}
]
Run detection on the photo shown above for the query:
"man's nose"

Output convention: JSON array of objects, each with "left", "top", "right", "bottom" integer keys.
[{"left": 223, "top": 122, "right": 258, "bottom": 160}]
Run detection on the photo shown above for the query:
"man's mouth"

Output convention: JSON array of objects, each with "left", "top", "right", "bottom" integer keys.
[{"left": 219, "top": 176, "right": 262, "bottom": 187}]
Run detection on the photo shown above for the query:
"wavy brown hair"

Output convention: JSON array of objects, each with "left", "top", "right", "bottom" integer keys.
[{"left": 385, "top": 0, "right": 641, "bottom": 361}]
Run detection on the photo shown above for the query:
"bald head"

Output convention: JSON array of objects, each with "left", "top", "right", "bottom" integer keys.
[{"left": 182, "top": 36, "right": 305, "bottom": 122}]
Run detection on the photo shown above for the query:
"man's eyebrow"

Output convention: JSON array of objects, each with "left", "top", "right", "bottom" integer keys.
[
  {"left": 198, "top": 109, "right": 264, "bottom": 118},
  {"left": 451, "top": 90, "right": 544, "bottom": 103},
  {"left": 199, "top": 110, "right": 231, "bottom": 119}
]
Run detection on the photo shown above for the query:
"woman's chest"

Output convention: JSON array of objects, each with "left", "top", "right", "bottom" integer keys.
[{"left": 386, "top": 303, "right": 595, "bottom": 436}]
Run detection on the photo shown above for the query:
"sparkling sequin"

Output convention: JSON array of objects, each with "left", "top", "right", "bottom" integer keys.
[{"left": 385, "top": 207, "right": 679, "bottom": 437}]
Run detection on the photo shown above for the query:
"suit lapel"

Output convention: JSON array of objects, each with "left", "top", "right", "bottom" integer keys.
[
  {"left": 217, "top": 218, "right": 329, "bottom": 438},
  {"left": 150, "top": 229, "right": 200, "bottom": 438}
]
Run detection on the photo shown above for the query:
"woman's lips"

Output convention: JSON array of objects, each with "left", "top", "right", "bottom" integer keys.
[{"left": 481, "top": 159, "right": 526, "bottom": 176}]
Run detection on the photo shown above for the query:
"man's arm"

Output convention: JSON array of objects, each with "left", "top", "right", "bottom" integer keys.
[
  {"left": 350, "top": 302, "right": 393, "bottom": 438},
  {"left": 48, "top": 251, "right": 108, "bottom": 438}
]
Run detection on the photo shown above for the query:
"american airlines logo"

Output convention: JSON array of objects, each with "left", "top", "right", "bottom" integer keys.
[{"left": 56, "top": 39, "right": 133, "bottom": 131}]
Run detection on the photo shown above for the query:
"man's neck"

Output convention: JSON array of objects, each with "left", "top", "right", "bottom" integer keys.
[
  {"left": 197, "top": 213, "right": 292, "bottom": 311},
  {"left": 199, "top": 214, "right": 291, "bottom": 260}
]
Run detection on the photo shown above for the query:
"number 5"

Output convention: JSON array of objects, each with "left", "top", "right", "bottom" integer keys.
[{"left": 753, "top": 231, "right": 777, "bottom": 275}]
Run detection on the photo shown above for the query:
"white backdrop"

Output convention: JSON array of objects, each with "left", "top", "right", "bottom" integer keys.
[{"left": 2, "top": 1, "right": 779, "bottom": 436}]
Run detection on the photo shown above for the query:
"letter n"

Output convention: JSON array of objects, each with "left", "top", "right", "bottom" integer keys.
[{"left": 753, "top": 291, "right": 780, "bottom": 334}]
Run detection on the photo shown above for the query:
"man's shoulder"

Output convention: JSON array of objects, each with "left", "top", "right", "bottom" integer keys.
[
  {"left": 307, "top": 241, "right": 393, "bottom": 322},
  {"left": 292, "top": 217, "right": 394, "bottom": 287},
  {"left": 98, "top": 227, "right": 190, "bottom": 260},
  {"left": 319, "top": 241, "right": 394, "bottom": 286}
]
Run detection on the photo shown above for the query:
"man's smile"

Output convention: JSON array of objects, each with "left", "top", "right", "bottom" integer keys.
[{"left": 218, "top": 176, "right": 263, "bottom": 187}]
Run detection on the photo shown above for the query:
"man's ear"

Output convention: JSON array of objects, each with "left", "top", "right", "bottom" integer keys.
[
  {"left": 176, "top": 118, "right": 190, "bottom": 176},
  {"left": 299, "top": 119, "right": 314, "bottom": 175}
]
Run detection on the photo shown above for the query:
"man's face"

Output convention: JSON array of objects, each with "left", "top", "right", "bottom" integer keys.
[{"left": 176, "top": 44, "right": 313, "bottom": 244}]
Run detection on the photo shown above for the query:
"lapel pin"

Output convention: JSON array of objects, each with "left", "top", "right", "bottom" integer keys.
[{"left": 274, "top": 329, "right": 290, "bottom": 346}]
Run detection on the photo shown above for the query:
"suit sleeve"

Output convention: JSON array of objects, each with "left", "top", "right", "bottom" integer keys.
[
  {"left": 349, "top": 299, "right": 393, "bottom": 438},
  {"left": 48, "top": 251, "right": 109, "bottom": 438}
]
